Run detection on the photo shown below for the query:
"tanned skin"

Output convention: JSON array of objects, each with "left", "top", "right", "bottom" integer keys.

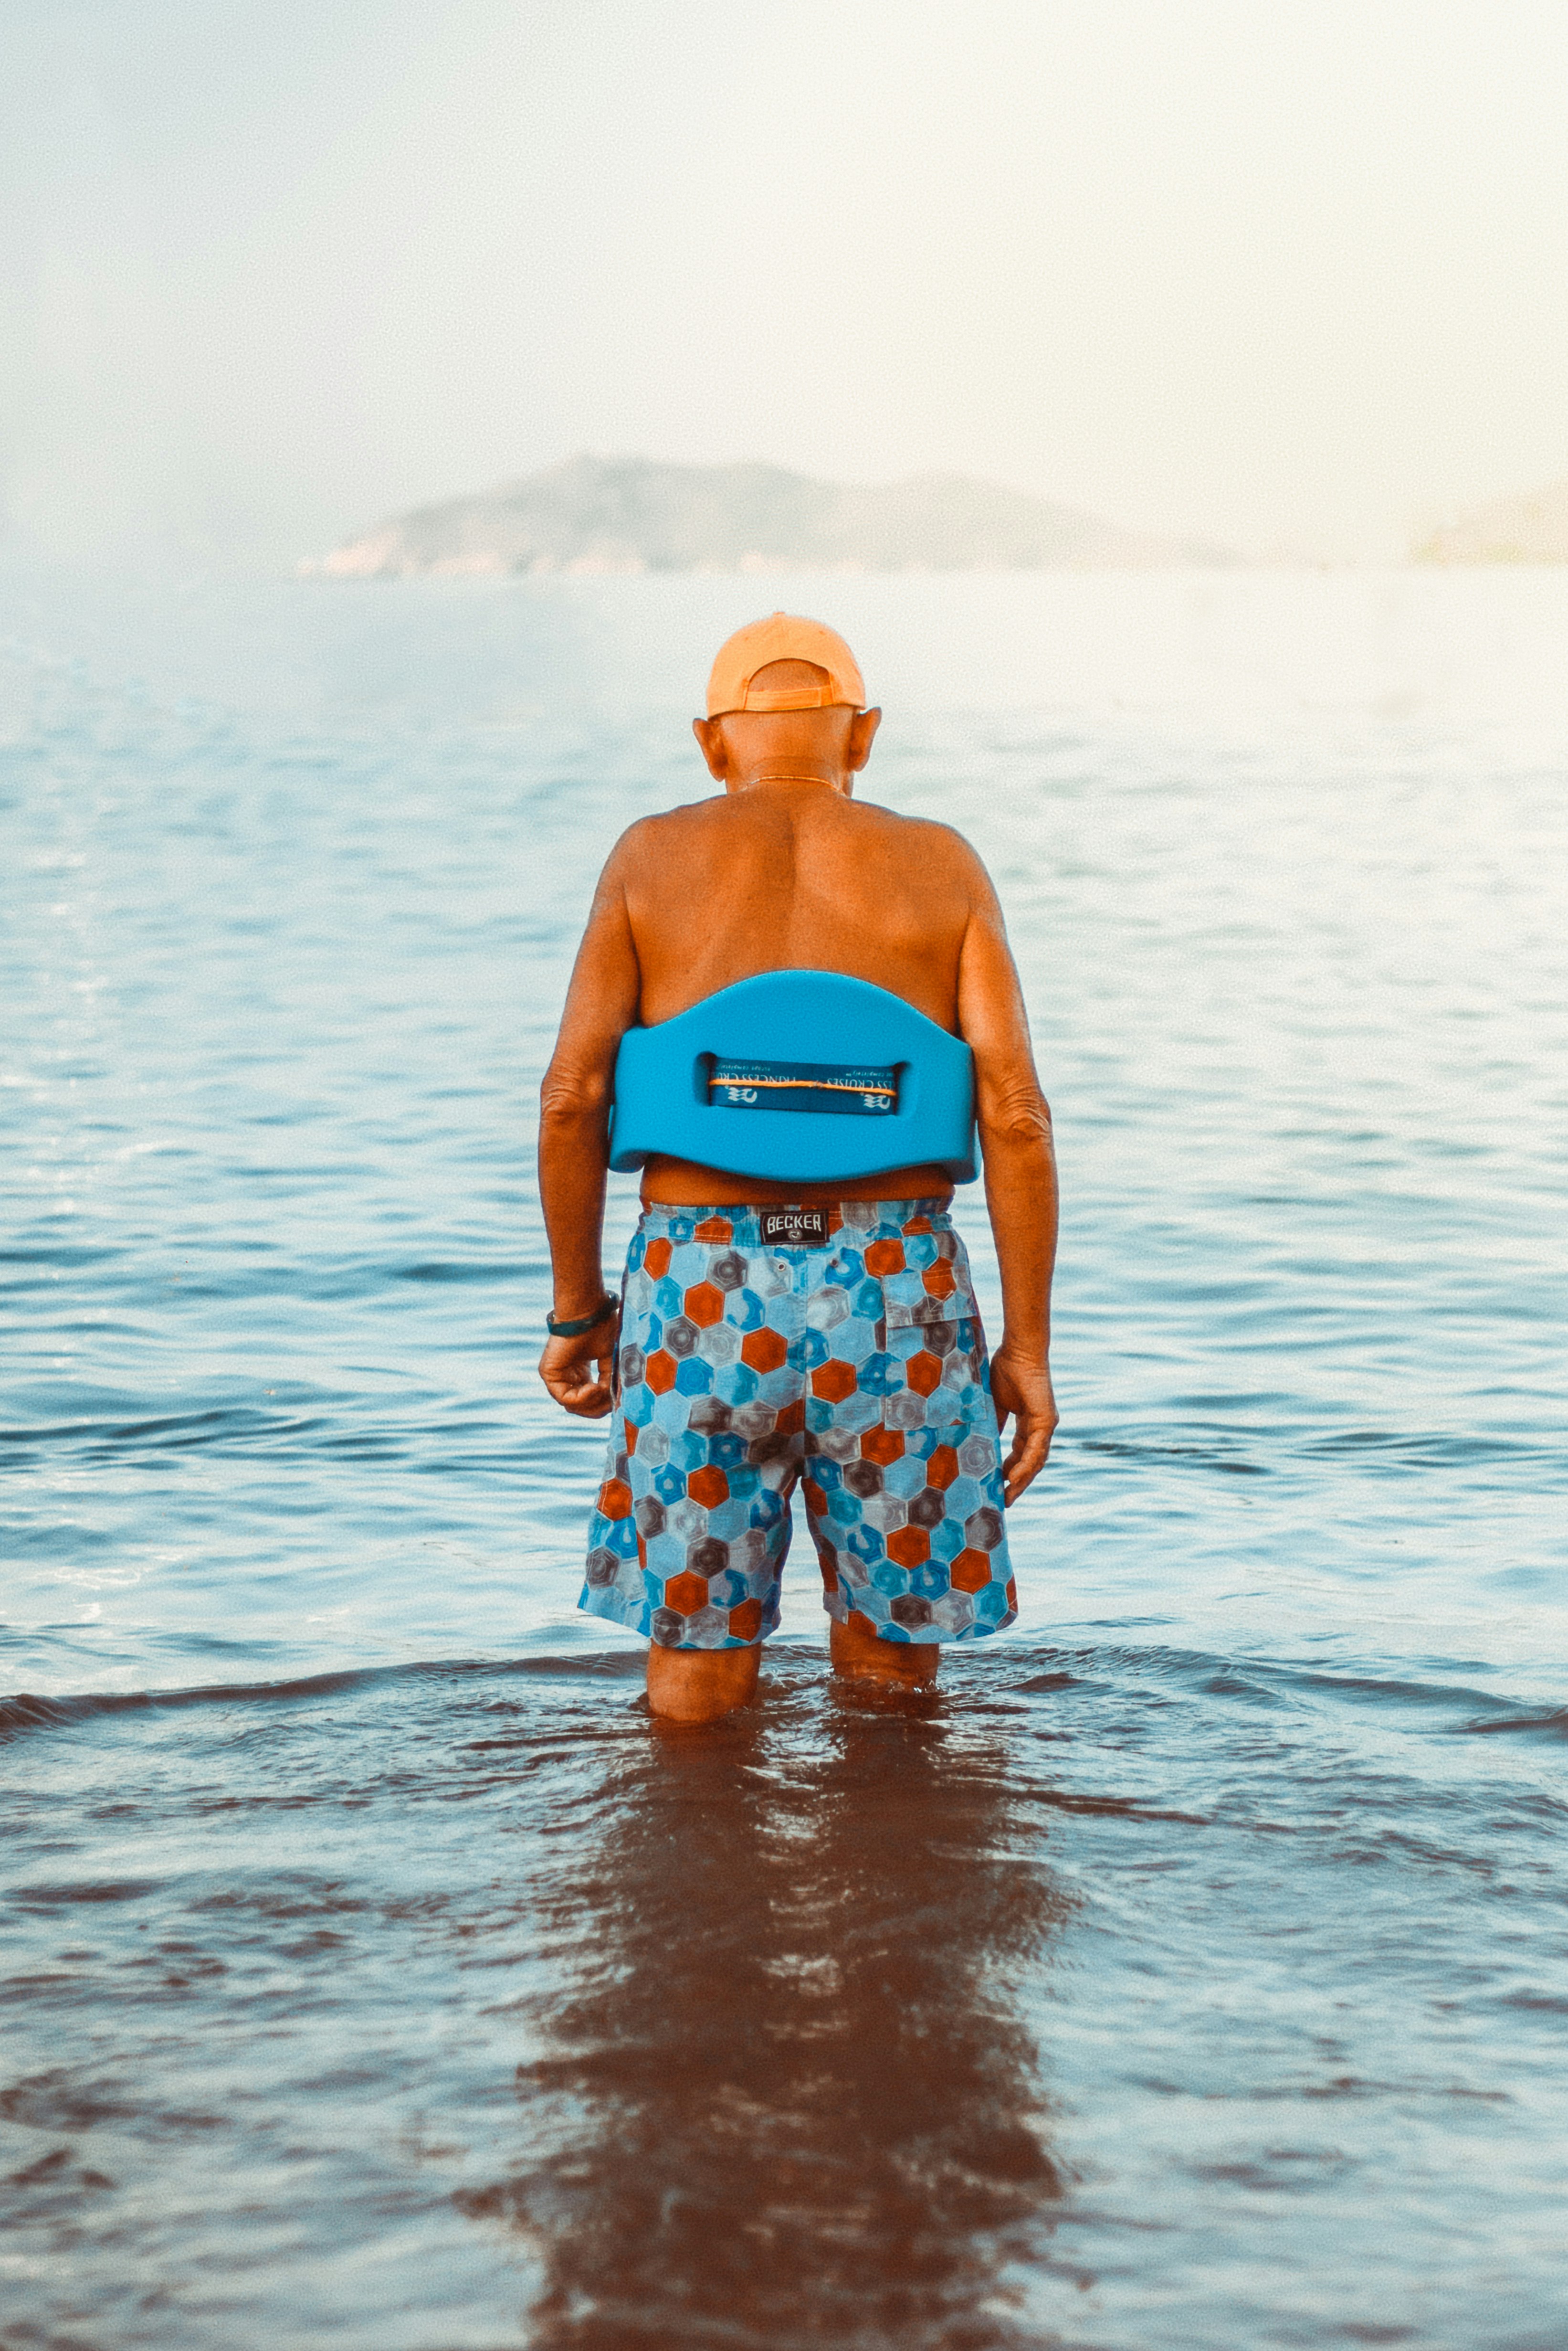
[{"left": 539, "top": 659, "right": 1059, "bottom": 1724}]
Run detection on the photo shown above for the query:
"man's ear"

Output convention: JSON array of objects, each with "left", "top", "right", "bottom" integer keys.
[
  {"left": 846, "top": 707, "right": 882, "bottom": 773},
  {"left": 693, "top": 715, "right": 728, "bottom": 780}
]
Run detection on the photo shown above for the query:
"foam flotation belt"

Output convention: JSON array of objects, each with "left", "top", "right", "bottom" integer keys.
[{"left": 607, "top": 970, "right": 977, "bottom": 1184}]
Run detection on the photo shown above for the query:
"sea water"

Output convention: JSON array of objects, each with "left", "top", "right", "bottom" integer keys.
[{"left": 2, "top": 566, "right": 1566, "bottom": 2348}]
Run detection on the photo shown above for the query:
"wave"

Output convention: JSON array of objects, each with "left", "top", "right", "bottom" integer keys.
[
  {"left": 0, "top": 1649, "right": 647, "bottom": 1742},
  {"left": 4, "top": 1634, "right": 1560, "bottom": 1749}
]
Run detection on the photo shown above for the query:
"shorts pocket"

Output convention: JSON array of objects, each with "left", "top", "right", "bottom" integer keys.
[
  {"left": 881, "top": 1288, "right": 980, "bottom": 1333},
  {"left": 877, "top": 1228, "right": 980, "bottom": 1331}
]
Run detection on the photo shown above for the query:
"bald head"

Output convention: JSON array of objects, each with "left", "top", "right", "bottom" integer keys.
[{"left": 692, "top": 660, "right": 882, "bottom": 796}]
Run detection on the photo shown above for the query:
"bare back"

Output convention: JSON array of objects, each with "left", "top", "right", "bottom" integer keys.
[
  {"left": 546, "top": 772, "right": 1042, "bottom": 1206},
  {"left": 620, "top": 786, "right": 973, "bottom": 1200},
  {"left": 628, "top": 786, "right": 970, "bottom": 1032}
]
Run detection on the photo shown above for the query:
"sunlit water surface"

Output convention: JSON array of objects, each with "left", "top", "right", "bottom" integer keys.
[{"left": 3, "top": 568, "right": 1566, "bottom": 2349}]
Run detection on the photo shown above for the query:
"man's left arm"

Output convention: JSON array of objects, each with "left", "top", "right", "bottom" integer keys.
[{"left": 537, "top": 842, "right": 642, "bottom": 1417}]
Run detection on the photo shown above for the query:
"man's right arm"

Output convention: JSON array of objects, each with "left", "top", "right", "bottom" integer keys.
[
  {"left": 952, "top": 849, "right": 1059, "bottom": 1503},
  {"left": 537, "top": 837, "right": 643, "bottom": 1417}
]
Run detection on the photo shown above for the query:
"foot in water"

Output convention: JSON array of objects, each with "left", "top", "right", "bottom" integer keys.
[
  {"left": 646, "top": 1643, "right": 760, "bottom": 1723},
  {"left": 830, "top": 1610, "right": 939, "bottom": 1691},
  {"left": 645, "top": 1614, "right": 937, "bottom": 1722}
]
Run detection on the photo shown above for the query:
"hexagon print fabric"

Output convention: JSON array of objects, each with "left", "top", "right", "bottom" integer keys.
[{"left": 579, "top": 1200, "right": 1017, "bottom": 1650}]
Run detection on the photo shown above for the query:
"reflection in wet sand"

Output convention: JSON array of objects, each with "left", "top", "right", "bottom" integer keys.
[{"left": 461, "top": 1673, "right": 1072, "bottom": 2348}]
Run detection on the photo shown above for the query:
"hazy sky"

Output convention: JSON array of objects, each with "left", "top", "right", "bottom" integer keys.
[{"left": 5, "top": 0, "right": 1567, "bottom": 567}]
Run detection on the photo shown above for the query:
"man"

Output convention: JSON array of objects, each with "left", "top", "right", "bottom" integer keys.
[{"left": 538, "top": 613, "right": 1058, "bottom": 1724}]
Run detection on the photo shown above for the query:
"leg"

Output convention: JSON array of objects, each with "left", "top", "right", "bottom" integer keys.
[
  {"left": 830, "top": 1609, "right": 938, "bottom": 1690},
  {"left": 647, "top": 1641, "right": 761, "bottom": 1724}
]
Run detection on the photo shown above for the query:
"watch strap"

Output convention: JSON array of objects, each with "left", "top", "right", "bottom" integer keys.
[{"left": 546, "top": 1293, "right": 619, "bottom": 1339}]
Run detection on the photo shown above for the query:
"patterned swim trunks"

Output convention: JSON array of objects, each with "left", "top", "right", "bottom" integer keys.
[{"left": 579, "top": 1199, "right": 1017, "bottom": 1650}]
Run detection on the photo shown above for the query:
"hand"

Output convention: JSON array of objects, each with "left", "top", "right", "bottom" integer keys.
[
  {"left": 989, "top": 1343, "right": 1058, "bottom": 1505},
  {"left": 538, "top": 1314, "right": 620, "bottom": 1418}
]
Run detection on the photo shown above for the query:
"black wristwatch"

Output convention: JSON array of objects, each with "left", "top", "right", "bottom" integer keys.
[{"left": 546, "top": 1293, "right": 619, "bottom": 1339}]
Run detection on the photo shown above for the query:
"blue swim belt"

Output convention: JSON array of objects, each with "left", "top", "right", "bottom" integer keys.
[{"left": 607, "top": 971, "right": 977, "bottom": 1184}]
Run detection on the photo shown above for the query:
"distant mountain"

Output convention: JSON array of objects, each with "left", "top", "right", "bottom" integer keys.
[
  {"left": 308, "top": 455, "right": 1236, "bottom": 577},
  {"left": 1414, "top": 480, "right": 1568, "bottom": 564}
]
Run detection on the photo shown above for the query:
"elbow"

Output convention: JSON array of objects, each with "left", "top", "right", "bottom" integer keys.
[
  {"left": 539, "top": 1061, "right": 611, "bottom": 1132},
  {"left": 979, "top": 1081, "right": 1053, "bottom": 1150}
]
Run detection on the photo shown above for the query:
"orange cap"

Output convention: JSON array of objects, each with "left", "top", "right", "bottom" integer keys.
[{"left": 705, "top": 612, "right": 866, "bottom": 717}]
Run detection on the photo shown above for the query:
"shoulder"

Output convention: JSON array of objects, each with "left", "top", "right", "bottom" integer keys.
[
  {"left": 606, "top": 797, "right": 728, "bottom": 857},
  {"left": 856, "top": 803, "right": 994, "bottom": 887},
  {"left": 598, "top": 802, "right": 712, "bottom": 879}
]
